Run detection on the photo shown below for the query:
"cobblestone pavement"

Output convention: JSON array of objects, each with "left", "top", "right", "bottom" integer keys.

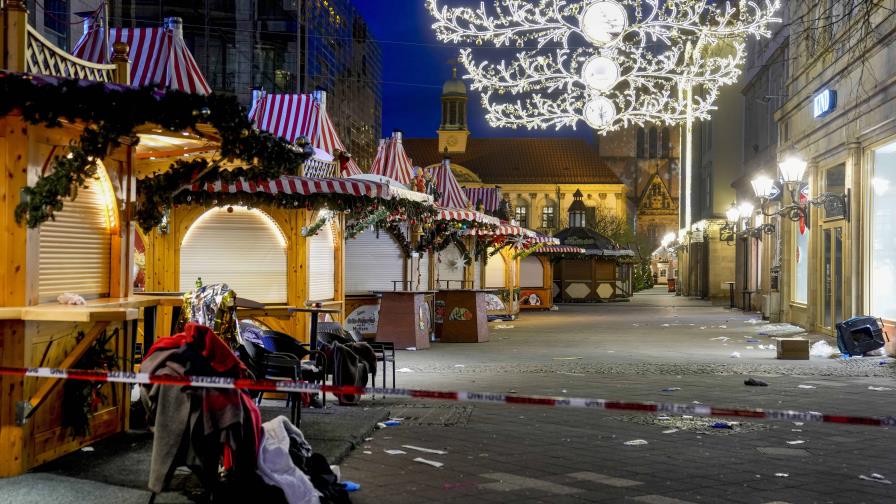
[{"left": 339, "top": 289, "right": 896, "bottom": 503}]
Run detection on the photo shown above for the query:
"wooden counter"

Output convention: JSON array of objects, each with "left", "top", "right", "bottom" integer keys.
[
  {"left": 374, "top": 291, "right": 434, "bottom": 350},
  {"left": 434, "top": 290, "right": 489, "bottom": 343}
]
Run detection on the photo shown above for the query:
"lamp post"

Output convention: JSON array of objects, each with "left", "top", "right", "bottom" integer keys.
[{"left": 748, "top": 154, "right": 850, "bottom": 225}]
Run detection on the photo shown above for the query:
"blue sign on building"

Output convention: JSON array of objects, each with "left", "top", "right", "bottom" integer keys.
[{"left": 813, "top": 89, "right": 837, "bottom": 118}]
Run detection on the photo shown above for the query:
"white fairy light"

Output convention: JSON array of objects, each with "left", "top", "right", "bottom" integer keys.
[{"left": 427, "top": 0, "right": 781, "bottom": 132}]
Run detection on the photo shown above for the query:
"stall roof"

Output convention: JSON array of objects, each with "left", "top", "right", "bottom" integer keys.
[
  {"left": 369, "top": 132, "right": 414, "bottom": 185},
  {"left": 536, "top": 245, "right": 587, "bottom": 254},
  {"left": 435, "top": 208, "right": 500, "bottom": 225},
  {"left": 463, "top": 187, "right": 502, "bottom": 212},
  {"left": 431, "top": 159, "right": 471, "bottom": 209}
]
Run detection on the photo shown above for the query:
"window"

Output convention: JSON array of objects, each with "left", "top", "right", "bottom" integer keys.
[
  {"left": 541, "top": 205, "right": 556, "bottom": 228},
  {"left": 569, "top": 209, "right": 585, "bottom": 227},
  {"left": 514, "top": 204, "right": 528, "bottom": 227},
  {"left": 649, "top": 127, "right": 658, "bottom": 158},
  {"left": 823, "top": 163, "right": 846, "bottom": 219},
  {"left": 661, "top": 128, "right": 671, "bottom": 157},
  {"left": 871, "top": 142, "right": 896, "bottom": 319},
  {"left": 43, "top": 0, "right": 69, "bottom": 50}
]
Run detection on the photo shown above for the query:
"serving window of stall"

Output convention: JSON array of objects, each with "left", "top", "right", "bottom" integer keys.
[
  {"left": 871, "top": 142, "right": 896, "bottom": 320},
  {"left": 485, "top": 249, "right": 506, "bottom": 288},
  {"left": 520, "top": 255, "right": 544, "bottom": 288},
  {"left": 180, "top": 207, "right": 288, "bottom": 303},
  {"left": 38, "top": 163, "right": 118, "bottom": 303},
  {"left": 436, "top": 242, "right": 466, "bottom": 288},
  {"left": 345, "top": 226, "right": 406, "bottom": 294},
  {"left": 308, "top": 210, "right": 336, "bottom": 301}
]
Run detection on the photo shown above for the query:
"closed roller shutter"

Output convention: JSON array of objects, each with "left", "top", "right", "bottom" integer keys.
[
  {"left": 410, "top": 252, "right": 430, "bottom": 291},
  {"left": 473, "top": 256, "right": 482, "bottom": 289},
  {"left": 39, "top": 176, "right": 112, "bottom": 302},
  {"left": 436, "top": 243, "right": 464, "bottom": 288},
  {"left": 345, "top": 227, "right": 405, "bottom": 294},
  {"left": 308, "top": 212, "right": 335, "bottom": 301},
  {"left": 180, "top": 207, "right": 287, "bottom": 303},
  {"left": 521, "top": 255, "right": 544, "bottom": 288},
  {"left": 485, "top": 249, "right": 506, "bottom": 288}
]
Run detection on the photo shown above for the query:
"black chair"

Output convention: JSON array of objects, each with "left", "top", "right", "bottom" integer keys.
[
  {"left": 239, "top": 339, "right": 302, "bottom": 426},
  {"left": 260, "top": 330, "right": 328, "bottom": 407},
  {"left": 348, "top": 328, "right": 395, "bottom": 395}
]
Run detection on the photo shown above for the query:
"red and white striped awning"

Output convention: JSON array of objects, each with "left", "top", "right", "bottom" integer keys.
[
  {"left": 369, "top": 131, "right": 414, "bottom": 185},
  {"left": 183, "top": 176, "right": 388, "bottom": 199},
  {"left": 463, "top": 187, "right": 501, "bottom": 212},
  {"left": 468, "top": 223, "right": 537, "bottom": 238},
  {"left": 248, "top": 91, "right": 363, "bottom": 177},
  {"left": 431, "top": 158, "right": 471, "bottom": 209},
  {"left": 530, "top": 233, "right": 560, "bottom": 244},
  {"left": 536, "top": 245, "right": 586, "bottom": 254},
  {"left": 436, "top": 208, "right": 500, "bottom": 225},
  {"left": 72, "top": 15, "right": 211, "bottom": 95}
]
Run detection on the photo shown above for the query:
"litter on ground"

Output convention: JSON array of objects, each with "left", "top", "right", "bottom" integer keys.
[
  {"left": 624, "top": 439, "right": 649, "bottom": 446},
  {"left": 552, "top": 356, "right": 583, "bottom": 360},
  {"left": 397, "top": 368, "right": 414, "bottom": 373},
  {"left": 859, "top": 474, "right": 892, "bottom": 484},
  {"left": 809, "top": 340, "right": 840, "bottom": 358},
  {"left": 402, "top": 445, "right": 448, "bottom": 455},
  {"left": 775, "top": 473, "right": 789, "bottom": 478},
  {"left": 662, "top": 429, "right": 679, "bottom": 434},
  {"left": 730, "top": 352, "right": 741, "bottom": 358},
  {"left": 385, "top": 449, "right": 407, "bottom": 455},
  {"left": 868, "top": 386, "right": 893, "bottom": 391},
  {"left": 797, "top": 385, "right": 816, "bottom": 389},
  {"left": 494, "top": 325, "right": 515, "bottom": 329},
  {"left": 786, "top": 440, "right": 806, "bottom": 445},
  {"left": 744, "top": 378, "right": 768, "bottom": 387},
  {"left": 661, "top": 387, "right": 681, "bottom": 392},
  {"left": 414, "top": 457, "right": 444, "bottom": 468}
]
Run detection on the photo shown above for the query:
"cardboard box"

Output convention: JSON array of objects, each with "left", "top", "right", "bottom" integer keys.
[{"left": 776, "top": 338, "right": 810, "bottom": 360}]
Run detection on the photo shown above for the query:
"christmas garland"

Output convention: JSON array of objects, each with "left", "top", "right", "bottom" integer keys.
[
  {"left": 345, "top": 208, "right": 390, "bottom": 240},
  {"left": 0, "top": 72, "right": 313, "bottom": 228},
  {"left": 301, "top": 213, "right": 330, "bottom": 237}
]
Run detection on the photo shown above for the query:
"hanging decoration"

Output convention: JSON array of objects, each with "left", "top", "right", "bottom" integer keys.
[
  {"left": 0, "top": 72, "right": 313, "bottom": 229},
  {"left": 301, "top": 213, "right": 331, "bottom": 237},
  {"left": 427, "top": 0, "right": 781, "bottom": 132}
]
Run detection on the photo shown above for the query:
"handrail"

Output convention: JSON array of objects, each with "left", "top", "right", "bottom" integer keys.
[
  {"left": 302, "top": 157, "right": 338, "bottom": 178},
  {"left": 25, "top": 25, "right": 117, "bottom": 82}
]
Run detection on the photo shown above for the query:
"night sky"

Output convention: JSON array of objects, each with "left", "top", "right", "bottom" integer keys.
[{"left": 352, "top": 0, "right": 592, "bottom": 141}]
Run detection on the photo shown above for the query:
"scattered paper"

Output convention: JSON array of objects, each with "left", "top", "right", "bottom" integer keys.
[
  {"left": 810, "top": 340, "right": 839, "bottom": 358},
  {"left": 730, "top": 352, "right": 741, "bottom": 358},
  {"left": 700, "top": 326, "right": 707, "bottom": 330},
  {"left": 775, "top": 473, "right": 789, "bottom": 478},
  {"left": 414, "top": 457, "right": 444, "bottom": 468},
  {"left": 80, "top": 447, "right": 95, "bottom": 452},
  {"left": 868, "top": 386, "right": 893, "bottom": 391},
  {"left": 385, "top": 449, "right": 407, "bottom": 455},
  {"left": 397, "top": 368, "right": 415, "bottom": 373},
  {"left": 364, "top": 437, "right": 373, "bottom": 441},
  {"left": 745, "top": 346, "right": 755, "bottom": 350},
  {"left": 363, "top": 451, "right": 372, "bottom": 454},
  {"left": 792, "top": 429, "right": 802, "bottom": 432},
  {"left": 552, "top": 357, "right": 583, "bottom": 360},
  {"left": 710, "top": 336, "right": 730, "bottom": 341},
  {"left": 719, "top": 325, "right": 728, "bottom": 329},
  {"left": 494, "top": 324, "right": 515, "bottom": 329},
  {"left": 662, "top": 429, "right": 679, "bottom": 434},
  {"left": 661, "top": 324, "right": 670, "bottom": 327},
  {"left": 402, "top": 445, "right": 447, "bottom": 455},
  {"left": 793, "top": 422, "right": 804, "bottom": 426},
  {"left": 797, "top": 385, "right": 816, "bottom": 389},
  {"left": 786, "top": 440, "right": 805, "bottom": 445},
  {"left": 661, "top": 387, "right": 681, "bottom": 392},
  {"left": 454, "top": 364, "right": 465, "bottom": 368},
  {"left": 624, "top": 439, "right": 649, "bottom": 446},
  {"left": 859, "top": 474, "right": 892, "bottom": 484}
]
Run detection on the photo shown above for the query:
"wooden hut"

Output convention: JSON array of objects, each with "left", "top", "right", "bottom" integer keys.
[{"left": 551, "top": 227, "right": 636, "bottom": 303}]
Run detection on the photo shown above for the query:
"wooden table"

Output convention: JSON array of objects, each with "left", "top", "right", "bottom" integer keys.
[
  {"left": 374, "top": 291, "right": 435, "bottom": 350},
  {"left": 434, "top": 289, "right": 490, "bottom": 343}
]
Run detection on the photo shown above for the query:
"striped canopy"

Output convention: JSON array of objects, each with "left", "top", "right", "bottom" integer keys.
[
  {"left": 431, "top": 158, "right": 471, "bottom": 209},
  {"left": 463, "top": 187, "right": 501, "bottom": 213},
  {"left": 435, "top": 208, "right": 500, "bottom": 225},
  {"left": 248, "top": 92, "right": 363, "bottom": 177},
  {"left": 182, "top": 175, "right": 430, "bottom": 204},
  {"left": 72, "top": 16, "right": 211, "bottom": 95},
  {"left": 536, "top": 245, "right": 586, "bottom": 254},
  {"left": 530, "top": 233, "right": 560, "bottom": 244},
  {"left": 368, "top": 132, "right": 414, "bottom": 185}
]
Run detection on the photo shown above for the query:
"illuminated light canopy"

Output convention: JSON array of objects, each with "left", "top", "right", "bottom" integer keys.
[
  {"left": 750, "top": 174, "right": 776, "bottom": 200},
  {"left": 779, "top": 156, "right": 808, "bottom": 185},
  {"left": 428, "top": 0, "right": 782, "bottom": 132}
]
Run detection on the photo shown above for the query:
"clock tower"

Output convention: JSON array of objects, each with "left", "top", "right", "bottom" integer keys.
[{"left": 438, "top": 64, "right": 470, "bottom": 155}]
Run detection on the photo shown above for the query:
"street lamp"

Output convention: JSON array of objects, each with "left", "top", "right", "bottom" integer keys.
[{"left": 748, "top": 154, "right": 850, "bottom": 224}]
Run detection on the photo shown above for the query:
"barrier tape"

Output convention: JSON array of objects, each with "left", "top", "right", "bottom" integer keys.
[{"left": 1, "top": 366, "right": 894, "bottom": 428}]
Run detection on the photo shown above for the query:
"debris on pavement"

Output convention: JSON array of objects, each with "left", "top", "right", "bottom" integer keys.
[
  {"left": 413, "top": 457, "right": 444, "bottom": 468},
  {"left": 711, "top": 422, "right": 733, "bottom": 430},
  {"left": 384, "top": 449, "right": 407, "bottom": 455},
  {"left": 363, "top": 451, "right": 372, "bottom": 454},
  {"left": 744, "top": 378, "right": 768, "bottom": 387},
  {"left": 661, "top": 387, "right": 681, "bottom": 392},
  {"left": 745, "top": 339, "right": 760, "bottom": 343},
  {"left": 552, "top": 356, "right": 583, "bottom": 360},
  {"left": 786, "top": 440, "right": 806, "bottom": 445},
  {"left": 745, "top": 346, "right": 755, "bottom": 350},
  {"left": 494, "top": 324, "right": 515, "bottom": 329},
  {"left": 859, "top": 474, "right": 892, "bottom": 484},
  {"left": 710, "top": 336, "right": 731, "bottom": 341},
  {"left": 810, "top": 340, "right": 840, "bottom": 358},
  {"left": 775, "top": 473, "right": 789, "bottom": 478},
  {"left": 405, "top": 347, "right": 417, "bottom": 351},
  {"left": 662, "top": 429, "right": 679, "bottom": 434},
  {"left": 730, "top": 352, "right": 741, "bottom": 358},
  {"left": 396, "top": 368, "right": 414, "bottom": 373},
  {"left": 624, "top": 439, "right": 649, "bottom": 446},
  {"left": 454, "top": 364, "right": 465, "bottom": 368},
  {"left": 382, "top": 419, "right": 402, "bottom": 427},
  {"left": 402, "top": 445, "right": 448, "bottom": 455},
  {"left": 80, "top": 447, "right": 95, "bottom": 452},
  {"left": 343, "top": 481, "right": 361, "bottom": 492},
  {"left": 868, "top": 386, "right": 893, "bottom": 391},
  {"left": 797, "top": 385, "right": 816, "bottom": 389}
]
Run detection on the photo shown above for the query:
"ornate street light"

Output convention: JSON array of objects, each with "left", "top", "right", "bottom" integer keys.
[{"left": 748, "top": 154, "right": 850, "bottom": 224}]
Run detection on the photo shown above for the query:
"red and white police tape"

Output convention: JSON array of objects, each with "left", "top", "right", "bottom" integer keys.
[{"left": 1, "top": 365, "right": 893, "bottom": 428}]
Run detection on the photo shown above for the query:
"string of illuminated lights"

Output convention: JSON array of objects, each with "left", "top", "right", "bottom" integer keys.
[{"left": 427, "top": 0, "right": 782, "bottom": 132}]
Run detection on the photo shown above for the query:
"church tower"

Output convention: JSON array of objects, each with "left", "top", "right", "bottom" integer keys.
[{"left": 438, "top": 64, "right": 470, "bottom": 155}]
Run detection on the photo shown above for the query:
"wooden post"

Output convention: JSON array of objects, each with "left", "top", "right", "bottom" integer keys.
[
  {"left": 3, "top": 0, "right": 28, "bottom": 73},
  {"left": 111, "top": 42, "right": 131, "bottom": 85}
]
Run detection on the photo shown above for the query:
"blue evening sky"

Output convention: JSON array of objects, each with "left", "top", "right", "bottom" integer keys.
[{"left": 352, "top": 0, "right": 592, "bottom": 141}]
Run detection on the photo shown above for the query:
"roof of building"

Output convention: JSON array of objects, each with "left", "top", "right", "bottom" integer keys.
[
  {"left": 442, "top": 78, "right": 466, "bottom": 95},
  {"left": 403, "top": 137, "right": 622, "bottom": 185}
]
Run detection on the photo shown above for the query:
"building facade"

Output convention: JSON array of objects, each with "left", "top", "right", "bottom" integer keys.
[
  {"left": 95, "top": 0, "right": 382, "bottom": 168},
  {"left": 773, "top": 1, "right": 894, "bottom": 351}
]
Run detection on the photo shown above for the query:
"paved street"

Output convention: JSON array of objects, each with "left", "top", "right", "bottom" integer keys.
[{"left": 339, "top": 288, "right": 896, "bottom": 504}]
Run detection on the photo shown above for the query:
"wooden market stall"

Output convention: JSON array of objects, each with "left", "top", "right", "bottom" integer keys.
[
  {"left": 552, "top": 227, "right": 636, "bottom": 303},
  {"left": 521, "top": 245, "right": 586, "bottom": 310},
  {"left": 0, "top": 1, "right": 254, "bottom": 476},
  {"left": 425, "top": 159, "right": 502, "bottom": 342}
]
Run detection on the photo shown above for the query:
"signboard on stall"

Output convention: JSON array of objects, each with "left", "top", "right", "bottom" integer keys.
[{"left": 345, "top": 304, "right": 380, "bottom": 335}]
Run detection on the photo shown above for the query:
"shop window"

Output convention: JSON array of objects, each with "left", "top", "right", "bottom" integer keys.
[
  {"left": 792, "top": 220, "right": 809, "bottom": 304},
  {"left": 871, "top": 143, "right": 896, "bottom": 319},
  {"left": 823, "top": 163, "right": 846, "bottom": 219}
]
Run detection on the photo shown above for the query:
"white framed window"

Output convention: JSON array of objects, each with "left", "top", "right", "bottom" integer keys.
[{"left": 871, "top": 142, "right": 896, "bottom": 319}]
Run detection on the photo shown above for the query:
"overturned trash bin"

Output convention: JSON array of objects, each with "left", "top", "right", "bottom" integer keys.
[{"left": 836, "top": 317, "right": 887, "bottom": 357}]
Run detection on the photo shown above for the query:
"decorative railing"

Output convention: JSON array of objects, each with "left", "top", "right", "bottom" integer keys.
[
  {"left": 302, "top": 158, "right": 338, "bottom": 178},
  {"left": 25, "top": 25, "right": 117, "bottom": 82}
]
